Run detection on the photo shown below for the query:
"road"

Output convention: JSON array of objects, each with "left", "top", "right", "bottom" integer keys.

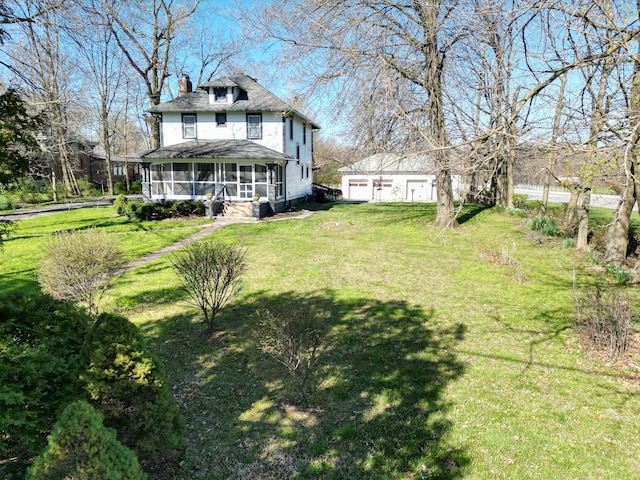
[
  {"left": 514, "top": 188, "right": 620, "bottom": 209},
  {"left": 0, "top": 196, "right": 143, "bottom": 220}
]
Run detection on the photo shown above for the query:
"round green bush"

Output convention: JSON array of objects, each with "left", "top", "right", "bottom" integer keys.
[
  {"left": 0, "top": 293, "right": 92, "bottom": 479},
  {"left": 113, "top": 194, "right": 129, "bottom": 216},
  {"left": 26, "top": 401, "right": 146, "bottom": 480},
  {"left": 79, "top": 313, "right": 184, "bottom": 468}
]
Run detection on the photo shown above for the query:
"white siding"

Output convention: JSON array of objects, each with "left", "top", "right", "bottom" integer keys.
[{"left": 342, "top": 172, "right": 461, "bottom": 202}]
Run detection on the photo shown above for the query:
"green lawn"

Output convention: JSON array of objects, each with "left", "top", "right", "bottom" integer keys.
[{"left": 2, "top": 202, "right": 639, "bottom": 479}]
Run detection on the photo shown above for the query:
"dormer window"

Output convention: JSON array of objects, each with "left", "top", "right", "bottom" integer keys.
[
  {"left": 214, "top": 87, "right": 227, "bottom": 102},
  {"left": 182, "top": 114, "right": 196, "bottom": 139}
]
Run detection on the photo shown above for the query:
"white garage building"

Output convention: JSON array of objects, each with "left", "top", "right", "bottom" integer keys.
[{"left": 339, "top": 153, "right": 462, "bottom": 202}]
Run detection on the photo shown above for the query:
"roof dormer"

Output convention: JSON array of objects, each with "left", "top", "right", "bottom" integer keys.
[{"left": 201, "top": 77, "right": 241, "bottom": 104}]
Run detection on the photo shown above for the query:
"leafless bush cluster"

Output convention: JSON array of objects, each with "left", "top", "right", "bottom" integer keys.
[
  {"left": 171, "top": 241, "right": 246, "bottom": 334},
  {"left": 253, "top": 306, "right": 329, "bottom": 402},
  {"left": 574, "top": 282, "right": 631, "bottom": 363},
  {"left": 39, "top": 228, "right": 123, "bottom": 316}
]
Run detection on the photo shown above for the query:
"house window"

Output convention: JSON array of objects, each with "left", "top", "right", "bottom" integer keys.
[
  {"left": 303, "top": 123, "right": 307, "bottom": 144},
  {"left": 216, "top": 112, "right": 227, "bottom": 126},
  {"left": 296, "top": 145, "right": 300, "bottom": 160},
  {"left": 214, "top": 87, "right": 227, "bottom": 102},
  {"left": 247, "top": 114, "right": 262, "bottom": 139},
  {"left": 306, "top": 166, "right": 309, "bottom": 178},
  {"left": 182, "top": 114, "right": 196, "bottom": 139},
  {"left": 289, "top": 117, "right": 294, "bottom": 140}
]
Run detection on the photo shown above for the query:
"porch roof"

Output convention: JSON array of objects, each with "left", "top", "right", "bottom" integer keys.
[{"left": 141, "top": 139, "right": 295, "bottom": 162}]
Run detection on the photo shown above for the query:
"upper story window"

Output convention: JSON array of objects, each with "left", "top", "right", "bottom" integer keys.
[
  {"left": 303, "top": 123, "right": 307, "bottom": 144},
  {"left": 289, "top": 117, "right": 294, "bottom": 140},
  {"left": 182, "top": 114, "right": 196, "bottom": 139},
  {"left": 216, "top": 112, "right": 227, "bottom": 127},
  {"left": 214, "top": 87, "right": 227, "bottom": 102},
  {"left": 247, "top": 113, "right": 262, "bottom": 139}
]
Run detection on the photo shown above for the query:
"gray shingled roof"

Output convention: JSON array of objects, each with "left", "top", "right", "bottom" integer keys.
[
  {"left": 140, "top": 139, "right": 295, "bottom": 161},
  {"left": 149, "top": 73, "right": 320, "bottom": 129},
  {"left": 339, "top": 153, "right": 435, "bottom": 173}
]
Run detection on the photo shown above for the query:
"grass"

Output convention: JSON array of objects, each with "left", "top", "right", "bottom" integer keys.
[
  {"left": 0, "top": 205, "right": 210, "bottom": 295},
  {"left": 2, "top": 202, "right": 640, "bottom": 478}
]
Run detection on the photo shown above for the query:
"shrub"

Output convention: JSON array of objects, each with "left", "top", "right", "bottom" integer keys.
[
  {"left": 130, "top": 179, "right": 142, "bottom": 194},
  {"left": 122, "top": 200, "right": 205, "bottom": 220},
  {"left": 26, "top": 401, "right": 146, "bottom": 480},
  {"left": 0, "top": 293, "right": 92, "bottom": 480},
  {"left": 605, "top": 263, "right": 631, "bottom": 285},
  {"left": 0, "top": 219, "right": 14, "bottom": 249},
  {"left": 172, "top": 199, "right": 204, "bottom": 217},
  {"left": 525, "top": 199, "right": 543, "bottom": 212},
  {"left": 253, "top": 305, "right": 329, "bottom": 402},
  {"left": 171, "top": 241, "right": 247, "bottom": 333},
  {"left": 113, "top": 194, "right": 128, "bottom": 215},
  {"left": 114, "top": 181, "right": 127, "bottom": 195},
  {"left": 526, "top": 216, "right": 559, "bottom": 237},
  {"left": 76, "top": 177, "right": 101, "bottom": 197},
  {"left": 39, "top": 228, "right": 124, "bottom": 316},
  {"left": 575, "top": 282, "right": 631, "bottom": 362},
  {"left": 561, "top": 238, "right": 575, "bottom": 249},
  {"left": 79, "top": 313, "right": 184, "bottom": 468},
  {"left": 512, "top": 194, "right": 528, "bottom": 209}
]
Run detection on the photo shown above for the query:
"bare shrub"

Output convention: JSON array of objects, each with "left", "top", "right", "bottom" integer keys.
[
  {"left": 39, "top": 228, "right": 124, "bottom": 316},
  {"left": 171, "top": 241, "right": 246, "bottom": 333},
  {"left": 253, "top": 306, "right": 329, "bottom": 402},
  {"left": 574, "top": 282, "right": 631, "bottom": 362}
]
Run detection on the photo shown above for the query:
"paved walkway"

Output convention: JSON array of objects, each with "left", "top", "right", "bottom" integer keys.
[
  {"left": 3, "top": 199, "right": 316, "bottom": 273},
  {"left": 119, "top": 210, "right": 315, "bottom": 274}
]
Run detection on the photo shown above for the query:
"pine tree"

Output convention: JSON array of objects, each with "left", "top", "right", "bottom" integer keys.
[{"left": 26, "top": 401, "right": 146, "bottom": 480}]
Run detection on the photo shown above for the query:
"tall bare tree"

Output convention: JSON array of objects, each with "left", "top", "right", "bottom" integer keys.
[
  {"left": 69, "top": 1, "right": 128, "bottom": 195},
  {"left": 245, "top": 0, "right": 459, "bottom": 228},
  {"left": 7, "top": 0, "right": 81, "bottom": 198},
  {"left": 99, "top": 0, "right": 202, "bottom": 149}
]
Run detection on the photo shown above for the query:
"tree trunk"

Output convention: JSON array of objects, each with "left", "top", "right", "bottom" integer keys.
[
  {"left": 576, "top": 187, "right": 591, "bottom": 249},
  {"left": 541, "top": 168, "right": 550, "bottom": 215},
  {"left": 422, "top": 0, "right": 455, "bottom": 228},
  {"left": 565, "top": 185, "right": 580, "bottom": 229},
  {"left": 604, "top": 181, "right": 636, "bottom": 265},
  {"left": 604, "top": 5, "right": 640, "bottom": 265}
]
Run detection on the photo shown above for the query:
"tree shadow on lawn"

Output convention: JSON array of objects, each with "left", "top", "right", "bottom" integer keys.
[
  {"left": 144, "top": 290, "right": 469, "bottom": 479},
  {"left": 456, "top": 203, "right": 490, "bottom": 225},
  {"left": 0, "top": 275, "right": 41, "bottom": 296}
]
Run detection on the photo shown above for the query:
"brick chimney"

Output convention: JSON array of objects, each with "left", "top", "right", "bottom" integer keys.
[{"left": 179, "top": 74, "right": 192, "bottom": 96}]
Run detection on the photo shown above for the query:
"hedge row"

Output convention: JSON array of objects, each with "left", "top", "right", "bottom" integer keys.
[{"left": 114, "top": 196, "right": 205, "bottom": 220}]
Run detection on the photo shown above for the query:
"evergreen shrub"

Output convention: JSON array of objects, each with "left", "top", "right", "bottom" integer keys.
[
  {"left": 26, "top": 400, "right": 146, "bottom": 480},
  {"left": 79, "top": 313, "right": 184, "bottom": 467},
  {"left": 0, "top": 293, "right": 92, "bottom": 479}
]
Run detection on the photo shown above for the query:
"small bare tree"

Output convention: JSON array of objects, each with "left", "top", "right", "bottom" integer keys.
[
  {"left": 39, "top": 228, "right": 124, "bottom": 316},
  {"left": 171, "top": 241, "right": 246, "bottom": 334},
  {"left": 253, "top": 306, "right": 329, "bottom": 402}
]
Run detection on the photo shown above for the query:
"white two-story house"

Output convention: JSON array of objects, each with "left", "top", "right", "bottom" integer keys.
[{"left": 140, "top": 73, "right": 319, "bottom": 215}]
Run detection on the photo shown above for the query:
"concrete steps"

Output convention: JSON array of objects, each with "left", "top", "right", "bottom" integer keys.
[{"left": 219, "top": 201, "right": 253, "bottom": 219}]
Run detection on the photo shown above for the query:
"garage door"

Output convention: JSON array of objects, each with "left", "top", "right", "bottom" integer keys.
[
  {"left": 374, "top": 181, "right": 393, "bottom": 201},
  {"left": 348, "top": 180, "right": 370, "bottom": 200}
]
